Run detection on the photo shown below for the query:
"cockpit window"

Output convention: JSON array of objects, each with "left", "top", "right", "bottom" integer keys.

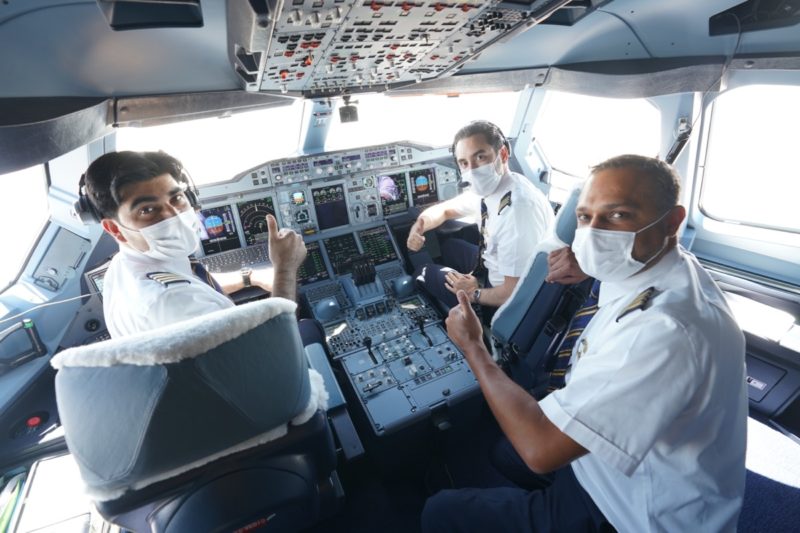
[
  {"left": 115, "top": 100, "right": 306, "bottom": 185},
  {"left": 325, "top": 92, "right": 519, "bottom": 152},
  {"left": 701, "top": 85, "right": 800, "bottom": 234},
  {"left": 532, "top": 90, "right": 661, "bottom": 187},
  {"left": 0, "top": 165, "right": 48, "bottom": 290}
]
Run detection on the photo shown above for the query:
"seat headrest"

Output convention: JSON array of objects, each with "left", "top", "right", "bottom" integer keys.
[
  {"left": 52, "top": 297, "right": 297, "bottom": 368},
  {"left": 554, "top": 186, "right": 582, "bottom": 246}
]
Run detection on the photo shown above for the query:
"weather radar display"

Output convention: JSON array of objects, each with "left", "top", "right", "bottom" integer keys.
[{"left": 237, "top": 196, "right": 276, "bottom": 246}]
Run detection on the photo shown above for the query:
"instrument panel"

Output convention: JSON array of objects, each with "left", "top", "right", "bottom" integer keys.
[{"left": 195, "top": 141, "right": 458, "bottom": 272}]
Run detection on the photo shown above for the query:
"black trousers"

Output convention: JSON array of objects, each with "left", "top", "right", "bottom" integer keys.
[
  {"left": 415, "top": 238, "right": 482, "bottom": 310},
  {"left": 422, "top": 438, "right": 609, "bottom": 533}
]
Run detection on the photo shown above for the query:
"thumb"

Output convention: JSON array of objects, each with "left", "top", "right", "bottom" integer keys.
[
  {"left": 456, "top": 289, "right": 471, "bottom": 311},
  {"left": 266, "top": 214, "right": 278, "bottom": 234}
]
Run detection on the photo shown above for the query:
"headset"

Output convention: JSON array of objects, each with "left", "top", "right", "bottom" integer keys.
[
  {"left": 451, "top": 120, "right": 511, "bottom": 188},
  {"left": 74, "top": 165, "right": 201, "bottom": 225}
]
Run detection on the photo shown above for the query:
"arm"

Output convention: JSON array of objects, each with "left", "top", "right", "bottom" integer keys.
[
  {"left": 447, "top": 290, "right": 588, "bottom": 473},
  {"left": 444, "top": 273, "right": 519, "bottom": 307},
  {"left": 210, "top": 266, "right": 274, "bottom": 294},
  {"left": 407, "top": 201, "right": 465, "bottom": 252}
]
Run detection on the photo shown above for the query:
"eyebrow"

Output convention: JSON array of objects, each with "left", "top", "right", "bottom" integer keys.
[
  {"left": 576, "top": 201, "right": 642, "bottom": 212},
  {"left": 457, "top": 148, "right": 488, "bottom": 163},
  {"left": 127, "top": 186, "right": 183, "bottom": 212}
]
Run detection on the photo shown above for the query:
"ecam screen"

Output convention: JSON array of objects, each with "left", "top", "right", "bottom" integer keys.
[
  {"left": 312, "top": 184, "right": 349, "bottom": 231},
  {"left": 378, "top": 173, "right": 409, "bottom": 215},
  {"left": 324, "top": 233, "right": 360, "bottom": 275},
  {"left": 358, "top": 226, "right": 398, "bottom": 266},
  {"left": 297, "top": 241, "right": 330, "bottom": 285},
  {"left": 410, "top": 168, "right": 438, "bottom": 207},
  {"left": 197, "top": 206, "right": 241, "bottom": 254}
]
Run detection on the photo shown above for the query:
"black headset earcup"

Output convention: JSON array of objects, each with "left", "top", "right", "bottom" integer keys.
[
  {"left": 179, "top": 171, "right": 201, "bottom": 209},
  {"left": 74, "top": 193, "right": 102, "bottom": 224},
  {"left": 74, "top": 172, "right": 102, "bottom": 224},
  {"left": 186, "top": 187, "right": 200, "bottom": 209}
]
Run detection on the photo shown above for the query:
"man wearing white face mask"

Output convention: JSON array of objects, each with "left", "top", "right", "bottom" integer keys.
[
  {"left": 408, "top": 121, "right": 553, "bottom": 312},
  {"left": 422, "top": 154, "right": 747, "bottom": 533},
  {"left": 82, "top": 151, "right": 313, "bottom": 340}
]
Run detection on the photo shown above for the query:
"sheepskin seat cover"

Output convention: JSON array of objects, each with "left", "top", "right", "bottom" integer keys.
[{"left": 51, "top": 298, "right": 328, "bottom": 501}]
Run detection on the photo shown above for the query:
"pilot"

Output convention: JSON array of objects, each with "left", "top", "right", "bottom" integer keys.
[
  {"left": 407, "top": 120, "right": 554, "bottom": 313},
  {"left": 421, "top": 155, "right": 748, "bottom": 532},
  {"left": 80, "top": 151, "right": 322, "bottom": 343}
]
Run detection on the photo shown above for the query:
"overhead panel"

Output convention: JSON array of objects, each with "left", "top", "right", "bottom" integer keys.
[{"left": 227, "top": 0, "right": 573, "bottom": 97}]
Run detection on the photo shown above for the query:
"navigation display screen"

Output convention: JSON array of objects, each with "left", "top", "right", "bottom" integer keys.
[
  {"left": 410, "top": 167, "right": 439, "bottom": 207},
  {"left": 198, "top": 206, "right": 240, "bottom": 254},
  {"left": 297, "top": 241, "right": 330, "bottom": 286},
  {"left": 323, "top": 233, "right": 360, "bottom": 275},
  {"left": 313, "top": 184, "right": 349, "bottom": 231},
  {"left": 358, "top": 226, "right": 398, "bottom": 266},
  {"left": 378, "top": 172, "right": 409, "bottom": 216},
  {"left": 237, "top": 196, "right": 275, "bottom": 246}
]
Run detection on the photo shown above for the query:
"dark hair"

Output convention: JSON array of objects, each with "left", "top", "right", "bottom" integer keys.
[
  {"left": 591, "top": 154, "right": 681, "bottom": 213},
  {"left": 451, "top": 120, "right": 510, "bottom": 158},
  {"left": 83, "top": 151, "right": 188, "bottom": 219}
]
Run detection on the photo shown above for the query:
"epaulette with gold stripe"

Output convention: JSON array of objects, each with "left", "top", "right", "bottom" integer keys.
[
  {"left": 616, "top": 286, "right": 658, "bottom": 322},
  {"left": 146, "top": 271, "right": 191, "bottom": 288},
  {"left": 498, "top": 191, "right": 512, "bottom": 214}
]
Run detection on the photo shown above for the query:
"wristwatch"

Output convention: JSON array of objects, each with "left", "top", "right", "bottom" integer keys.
[
  {"left": 472, "top": 288, "right": 481, "bottom": 304},
  {"left": 241, "top": 267, "right": 252, "bottom": 288}
]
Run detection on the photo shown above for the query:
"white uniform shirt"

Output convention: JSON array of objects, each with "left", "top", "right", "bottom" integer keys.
[
  {"left": 540, "top": 247, "right": 748, "bottom": 533},
  {"left": 447, "top": 171, "right": 554, "bottom": 287},
  {"left": 103, "top": 245, "right": 234, "bottom": 338}
]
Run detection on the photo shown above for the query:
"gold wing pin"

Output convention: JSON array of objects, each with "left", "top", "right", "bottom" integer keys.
[{"left": 616, "top": 286, "right": 658, "bottom": 322}]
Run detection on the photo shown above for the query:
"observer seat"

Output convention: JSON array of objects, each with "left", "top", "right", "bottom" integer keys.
[{"left": 52, "top": 297, "right": 340, "bottom": 532}]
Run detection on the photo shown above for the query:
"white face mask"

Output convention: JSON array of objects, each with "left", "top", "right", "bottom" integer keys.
[
  {"left": 124, "top": 209, "right": 200, "bottom": 261},
  {"left": 463, "top": 154, "right": 503, "bottom": 197},
  {"left": 572, "top": 210, "right": 670, "bottom": 282}
]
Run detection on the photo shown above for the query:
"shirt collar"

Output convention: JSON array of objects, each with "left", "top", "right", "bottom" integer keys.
[{"left": 597, "top": 246, "right": 683, "bottom": 307}]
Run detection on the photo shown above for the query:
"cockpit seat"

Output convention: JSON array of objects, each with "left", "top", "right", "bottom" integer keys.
[
  {"left": 51, "top": 298, "right": 340, "bottom": 532},
  {"left": 491, "top": 187, "right": 592, "bottom": 395}
]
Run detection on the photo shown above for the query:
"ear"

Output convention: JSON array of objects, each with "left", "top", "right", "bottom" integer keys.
[
  {"left": 666, "top": 205, "right": 686, "bottom": 237},
  {"left": 101, "top": 218, "right": 128, "bottom": 244},
  {"left": 499, "top": 144, "right": 510, "bottom": 164}
]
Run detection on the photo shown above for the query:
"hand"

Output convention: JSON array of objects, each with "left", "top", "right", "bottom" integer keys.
[
  {"left": 546, "top": 246, "right": 588, "bottom": 285},
  {"left": 407, "top": 216, "right": 427, "bottom": 252},
  {"left": 444, "top": 270, "right": 479, "bottom": 295},
  {"left": 267, "top": 214, "right": 306, "bottom": 274},
  {"left": 445, "top": 290, "right": 484, "bottom": 353}
]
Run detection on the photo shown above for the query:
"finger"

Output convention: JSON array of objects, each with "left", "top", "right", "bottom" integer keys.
[
  {"left": 456, "top": 289, "right": 471, "bottom": 312},
  {"left": 445, "top": 284, "right": 457, "bottom": 295},
  {"left": 266, "top": 214, "right": 278, "bottom": 235}
]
